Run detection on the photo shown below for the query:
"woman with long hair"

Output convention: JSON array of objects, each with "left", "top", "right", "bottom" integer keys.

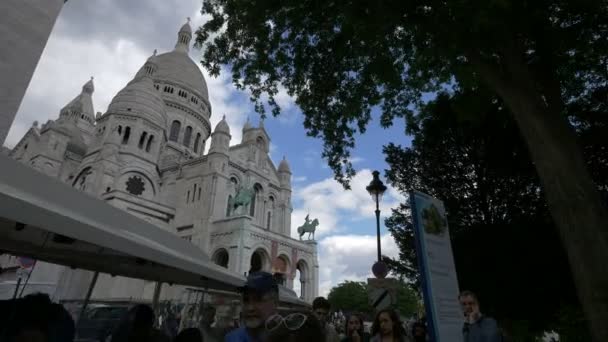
[
  {"left": 341, "top": 313, "right": 370, "bottom": 342},
  {"left": 370, "top": 309, "right": 409, "bottom": 342}
]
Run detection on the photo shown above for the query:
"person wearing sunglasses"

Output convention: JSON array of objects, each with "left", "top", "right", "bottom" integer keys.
[
  {"left": 265, "top": 311, "right": 324, "bottom": 342},
  {"left": 225, "top": 272, "right": 279, "bottom": 342}
]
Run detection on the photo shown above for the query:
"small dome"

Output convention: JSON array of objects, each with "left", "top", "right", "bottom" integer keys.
[
  {"left": 278, "top": 157, "right": 291, "bottom": 173},
  {"left": 243, "top": 118, "right": 253, "bottom": 131},
  {"left": 107, "top": 76, "right": 166, "bottom": 127},
  {"left": 154, "top": 51, "right": 209, "bottom": 100},
  {"left": 179, "top": 19, "right": 192, "bottom": 35},
  {"left": 214, "top": 115, "right": 230, "bottom": 134}
]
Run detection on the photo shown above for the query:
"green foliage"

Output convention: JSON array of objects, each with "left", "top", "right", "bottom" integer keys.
[
  {"left": 552, "top": 304, "right": 593, "bottom": 342},
  {"left": 328, "top": 281, "right": 370, "bottom": 314},
  {"left": 327, "top": 280, "right": 418, "bottom": 317},
  {"left": 195, "top": 0, "right": 607, "bottom": 187},
  {"left": 381, "top": 88, "right": 605, "bottom": 337},
  {"left": 196, "top": 2, "right": 608, "bottom": 339}
]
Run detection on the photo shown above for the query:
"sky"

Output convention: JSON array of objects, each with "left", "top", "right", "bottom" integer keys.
[{"left": 5, "top": 0, "right": 413, "bottom": 297}]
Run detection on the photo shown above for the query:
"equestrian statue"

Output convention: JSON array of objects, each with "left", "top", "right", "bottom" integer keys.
[
  {"left": 297, "top": 214, "right": 319, "bottom": 240},
  {"left": 229, "top": 185, "right": 255, "bottom": 215}
]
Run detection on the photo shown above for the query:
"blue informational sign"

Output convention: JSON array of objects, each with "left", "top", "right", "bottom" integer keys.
[{"left": 410, "top": 191, "right": 463, "bottom": 342}]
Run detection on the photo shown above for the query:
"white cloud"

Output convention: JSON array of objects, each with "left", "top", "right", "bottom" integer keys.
[
  {"left": 4, "top": 1, "right": 252, "bottom": 149},
  {"left": 290, "top": 169, "right": 405, "bottom": 238},
  {"left": 292, "top": 176, "right": 308, "bottom": 183},
  {"left": 273, "top": 86, "right": 300, "bottom": 126},
  {"left": 317, "top": 234, "right": 399, "bottom": 297},
  {"left": 350, "top": 156, "right": 365, "bottom": 164},
  {"left": 5, "top": 36, "right": 148, "bottom": 147}
]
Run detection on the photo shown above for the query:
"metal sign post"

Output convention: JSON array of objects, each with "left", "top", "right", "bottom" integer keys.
[
  {"left": 367, "top": 278, "right": 398, "bottom": 312},
  {"left": 76, "top": 271, "right": 99, "bottom": 328}
]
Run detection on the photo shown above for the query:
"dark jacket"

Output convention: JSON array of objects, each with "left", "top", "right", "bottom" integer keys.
[
  {"left": 341, "top": 332, "right": 371, "bottom": 342},
  {"left": 463, "top": 316, "right": 502, "bottom": 342}
]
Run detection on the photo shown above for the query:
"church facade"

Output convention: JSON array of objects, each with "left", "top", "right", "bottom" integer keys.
[{"left": 5, "top": 20, "right": 318, "bottom": 302}]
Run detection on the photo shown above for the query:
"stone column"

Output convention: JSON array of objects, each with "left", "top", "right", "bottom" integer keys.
[{"left": 0, "top": 0, "right": 64, "bottom": 145}]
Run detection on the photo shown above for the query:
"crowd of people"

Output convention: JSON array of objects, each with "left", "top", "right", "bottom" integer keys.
[{"left": 0, "top": 272, "right": 504, "bottom": 342}]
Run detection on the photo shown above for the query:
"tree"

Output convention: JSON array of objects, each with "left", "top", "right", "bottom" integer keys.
[
  {"left": 327, "top": 280, "right": 418, "bottom": 317},
  {"left": 328, "top": 281, "right": 370, "bottom": 314},
  {"left": 382, "top": 88, "right": 604, "bottom": 339},
  {"left": 195, "top": 2, "right": 608, "bottom": 339}
]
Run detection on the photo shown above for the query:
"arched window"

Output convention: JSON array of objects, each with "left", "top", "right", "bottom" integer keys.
[
  {"left": 146, "top": 135, "right": 154, "bottom": 152},
  {"left": 249, "top": 184, "right": 262, "bottom": 217},
  {"left": 118, "top": 125, "right": 122, "bottom": 135},
  {"left": 169, "top": 120, "right": 181, "bottom": 142},
  {"left": 267, "top": 196, "right": 275, "bottom": 230},
  {"left": 273, "top": 256, "right": 289, "bottom": 286},
  {"left": 193, "top": 133, "right": 201, "bottom": 153},
  {"left": 250, "top": 250, "right": 266, "bottom": 273},
  {"left": 198, "top": 187, "right": 201, "bottom": 201},
  {"left": 226, "top": 195, "right": 233, "bottom": 216},
  {"left": 122, "top": 126, "right": 131, "bottom": 144},
  {"left": 186, "top": 190, "right": 190, "bottom": 203},
  {"left": 183, "top": 126, "right": 193, "bottom": 147},
  {"left": 296, "top": 261, "right": 307, "bottom": 299},
  {"left": 138, "top": 131, "right": 147, "bottom": 149},
  {"left": 256, "top": 136, "right": 265, "bottom": 149},
  {"left": 213, "top": 249, "right": 229, "bottom": 268}
]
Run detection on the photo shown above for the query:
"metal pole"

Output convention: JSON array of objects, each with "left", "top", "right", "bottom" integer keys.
[
  {"left": 18, "top": 261, "right": 37, "bottom": 298},
  {"left": 152, "top": 281, "right": 163, "bottom": 312},
  {"left": 12, "top": 277, "right": 22, "bottom": 300},
  {"left": 76, "top": 271, "right": 99, "bottom": 327},
  {"left": 179, "top": 289, "right": 192, "bottom": 332},
  {"left": 375, "top": 195, "right": 382, "bottom": 262}
]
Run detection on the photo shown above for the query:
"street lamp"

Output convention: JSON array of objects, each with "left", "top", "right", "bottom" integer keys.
[{"left": 366, "top": 170, "right": 387, "bottom": 262}]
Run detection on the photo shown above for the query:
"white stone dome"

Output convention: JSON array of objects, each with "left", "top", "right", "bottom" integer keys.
[
  {"left": 154, "top": 51, "right": 209, "bottom": 100},
  {"left": 214, "top": 115, "right": 230, "bottom": 134},
  {"left": 278, "top": 157, "right": 291, "bottom": 173},
  {"left": 107, "top": 77, "right": 166, "bottom": 127}
]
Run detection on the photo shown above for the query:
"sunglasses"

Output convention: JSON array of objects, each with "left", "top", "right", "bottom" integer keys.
[{"left": 265, "top": 313, "right": 308, "bottom": 332}]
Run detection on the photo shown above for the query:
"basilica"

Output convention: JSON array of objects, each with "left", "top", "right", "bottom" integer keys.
[{"left": 5, "top": 20, "right": 318, "bottom": 302}]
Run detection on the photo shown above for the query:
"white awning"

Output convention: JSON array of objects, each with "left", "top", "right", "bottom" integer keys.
[{"left": 0, "top": 154, "right": 245, "bottom": 291}]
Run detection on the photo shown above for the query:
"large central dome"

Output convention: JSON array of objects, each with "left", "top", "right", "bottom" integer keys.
[{"left": 154, "top": 50, "right": 209, "bottom": 100}]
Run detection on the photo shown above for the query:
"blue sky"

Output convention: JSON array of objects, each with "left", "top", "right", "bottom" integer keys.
[{"left": 4, "top": 0, "right": 413, "bottom": 296}]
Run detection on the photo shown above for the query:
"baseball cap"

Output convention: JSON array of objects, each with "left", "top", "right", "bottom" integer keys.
[{"left": 240, "top": 271, "right": 278, "bottom": 294}]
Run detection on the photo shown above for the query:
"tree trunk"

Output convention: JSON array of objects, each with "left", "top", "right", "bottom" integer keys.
[{"left": 489, "top": 80, "right": 608, "bottom": 341}]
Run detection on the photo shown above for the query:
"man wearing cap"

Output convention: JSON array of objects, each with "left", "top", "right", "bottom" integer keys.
[{"left": 225, "top": 272, "right": 279, "bottom": 342}]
